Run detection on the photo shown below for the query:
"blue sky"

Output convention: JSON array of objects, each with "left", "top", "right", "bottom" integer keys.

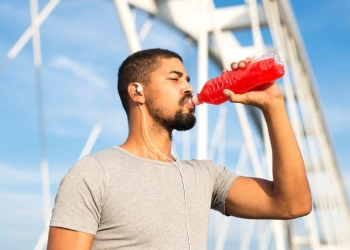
[{"left": 0, "top": 0, "right": 349, "bottom": 249}]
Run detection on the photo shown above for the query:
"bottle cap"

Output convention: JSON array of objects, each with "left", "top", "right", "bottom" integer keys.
[{"left": 191, "top": 94, "right": 201, "bottom": 105}]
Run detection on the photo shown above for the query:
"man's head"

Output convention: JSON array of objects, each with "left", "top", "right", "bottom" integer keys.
[
  {"left": 118, "top": 48, "right": 183, "bottom": 115},
  {"left": 118, "top": 48, "right": 196, "bottom": 133}
]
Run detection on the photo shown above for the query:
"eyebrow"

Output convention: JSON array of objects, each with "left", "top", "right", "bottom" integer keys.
[{"left": 169, "top": 71, "right": 190, "bottom": 82}]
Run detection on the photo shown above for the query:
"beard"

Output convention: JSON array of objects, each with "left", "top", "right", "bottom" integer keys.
[
  {"left": 170, "top": 108, "right": 196, "bottom": 131},
  {"left": 148, "top": 95, "right": 196, "bottom": 132}
]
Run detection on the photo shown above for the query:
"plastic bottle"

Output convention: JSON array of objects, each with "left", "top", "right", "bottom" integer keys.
[{"left": 191, "top": 52, "right": 285, "bottom": 105}]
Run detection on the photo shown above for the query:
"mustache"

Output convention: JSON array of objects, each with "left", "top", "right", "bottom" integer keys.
[{"left": 179, "top": 94, "right": 193, "bottom": 106}]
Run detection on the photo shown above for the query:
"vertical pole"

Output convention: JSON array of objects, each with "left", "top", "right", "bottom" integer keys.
[
  {"left": 30, "top": 0, "right": 52, "bottom": 249},
  {"left": 30, "top": 0, "right": 52, "bottom": 231},
  {"left": 196, "top": 0, "right": 209, "bottom": 160},
  {"left": 113, "top": 0, "right": 142, "bottom": 53}
]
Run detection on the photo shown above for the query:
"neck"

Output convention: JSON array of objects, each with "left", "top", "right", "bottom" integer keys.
[
  {"left": 121, "top": 132, "right": 174, "bottom": 162},
  {"left": 120, "top": 107, "right": 175, "bottom": 162}
]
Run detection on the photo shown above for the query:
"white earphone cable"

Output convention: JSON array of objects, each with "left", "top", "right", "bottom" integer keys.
[
  {"left": 138, "top": 104, "right": 192, "bottom": 250},
  {"left": 172, "top": 139, "right": 192, "bottom": 250}
]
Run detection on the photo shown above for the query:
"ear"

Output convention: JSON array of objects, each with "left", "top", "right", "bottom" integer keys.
[{"left": 128, "top": 82, "right": 145, "bottom": 104}]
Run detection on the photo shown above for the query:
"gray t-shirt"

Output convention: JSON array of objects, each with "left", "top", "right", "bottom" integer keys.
[{"left": 50, "top": 147, "right": 238, "bottom": 249}]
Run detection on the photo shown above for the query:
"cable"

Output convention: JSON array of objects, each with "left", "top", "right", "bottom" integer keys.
[
  {"left": 172, "top": 139, "right": 192, "bottom": 250},
  {"left": 138, "top": 104, "right": 192, "bottom": 250}
]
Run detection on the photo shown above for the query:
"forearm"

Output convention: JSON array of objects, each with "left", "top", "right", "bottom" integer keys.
[{"left": 262, "top": 97, "right": 312, "bottom": 217}]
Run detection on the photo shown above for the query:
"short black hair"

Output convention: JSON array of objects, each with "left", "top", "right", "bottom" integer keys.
[{"left": 117, "top": 48, "right": 183, "bottom": 115}]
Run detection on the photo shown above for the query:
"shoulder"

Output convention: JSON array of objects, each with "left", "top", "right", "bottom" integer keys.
[
  {"left": 88, "top": 147, "right": 120, "bottom": 164},
  {"left": 182, "top": 159, "right": 214, "bottom": 167},
  {"left": 182, "top": 159, "right": 225, "bottom": 172},
  {"left": 88, "top": 146, "right": 139, "bottom": 167},
  {"left": 182, "top": 159, "right": 238, "bottom": 183},
  {"left": 61, "top": 147, "right": 119, "bottom": 185},
  {"left": 74, "top": 147, "right": 126, "bottom": 174},
  {"left": 74, "top": 147, "right": 145, "bottom": 182}
]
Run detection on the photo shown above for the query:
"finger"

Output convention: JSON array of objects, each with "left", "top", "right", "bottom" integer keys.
[
  {"left": 230, "top": 62, "right": 239, "bottom": 70},
  {"left": 223, "top": 89, "right": 247, "bottom": 103},
  {"left": 222, "top": 69, "right": 229, "bottom": 74},
  {"left": 237, "top": 59, "right": 252, "bottom": 68},
  {"left": 231, "top": 57, "right": 254, "bottom": 70},
  {"left": 238, "top": 61, "right": 246, "bottom": 68},
  {"left": 244, "top": 57, "right": 254, "bottom": 64}
]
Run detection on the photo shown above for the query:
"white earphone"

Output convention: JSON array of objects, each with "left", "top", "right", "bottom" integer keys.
[{"left": 135, "top": 82, "right": 143, "bottom": 92}]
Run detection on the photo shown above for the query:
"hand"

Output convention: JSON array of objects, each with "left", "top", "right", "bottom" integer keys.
[{"left": 222, "top": 57, "right": 284, "bottom": 111}]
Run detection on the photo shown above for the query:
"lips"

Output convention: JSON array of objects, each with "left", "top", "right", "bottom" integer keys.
[
  {"left": 179, "top": 95, "right": 195, "bottom": 110},
  {"left": 187, "top": 98, "right": 194, "bottom": 108},
  {"left": 184, "top": 97, "right": 195, "bottom": 110}
]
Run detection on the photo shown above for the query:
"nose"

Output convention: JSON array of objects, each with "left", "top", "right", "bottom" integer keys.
[{"left": 183, "top": 82, "right": 194, "bottom": 95}]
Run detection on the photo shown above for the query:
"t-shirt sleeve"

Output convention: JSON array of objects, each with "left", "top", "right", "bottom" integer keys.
[
  {"left": 50, "top": 156, "right": 106, "bottom": 235},
  {"left": 208, "top": 161, "right": 238, "bottom": 215}
]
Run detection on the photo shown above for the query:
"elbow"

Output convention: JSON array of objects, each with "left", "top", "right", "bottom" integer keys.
[
  {"left": 282, "top": 197, "right": 313, "bottom": 219},
  {"left": 288, "top": 202, "right": 312, "bottom": 219},
  {"left": 278, "top": 185, "right": 313, "bottom": 219},
  {"left": 303, "top": 197, "right": 313, "bottom": 216}
]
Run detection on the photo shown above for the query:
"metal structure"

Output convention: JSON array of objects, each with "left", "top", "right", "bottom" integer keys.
[
  {"left": 2, "top": 0, "right": 350, "bottom": 249},
  {"left": 114, "top": 1, "right": 350, "bottom": 249}
]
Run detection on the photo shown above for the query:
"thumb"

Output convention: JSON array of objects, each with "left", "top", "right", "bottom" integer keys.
[{"left": 223, "top": 89, "right": 246, "bottom": 103}]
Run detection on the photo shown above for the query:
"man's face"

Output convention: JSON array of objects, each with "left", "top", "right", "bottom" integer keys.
[{"left": 145, "top": 57, "right": 196, "bottom": 132}]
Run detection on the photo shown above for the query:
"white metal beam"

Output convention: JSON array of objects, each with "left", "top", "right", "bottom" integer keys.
[
  {"left": 0, "top": 0, "right": 61, "bottom": 72},
  {"left": 30, "top": 0, "right": 51, "bottom": 249},
  {"left": 113, "top": 0, "right": 142, "bottom": 53}
]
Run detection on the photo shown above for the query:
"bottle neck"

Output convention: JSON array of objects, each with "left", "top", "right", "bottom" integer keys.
[{"left": 191, "top": 94, "right": 202, "bottom": 106}]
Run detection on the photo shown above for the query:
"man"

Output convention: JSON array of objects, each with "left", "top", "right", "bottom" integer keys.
[{"left": 47, "top": 48, "right": 311, "bottom": 249}]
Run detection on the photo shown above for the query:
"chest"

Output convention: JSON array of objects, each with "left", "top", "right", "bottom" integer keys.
[{"left": 96, "top": 165, "right": 213, "bottom": 248}]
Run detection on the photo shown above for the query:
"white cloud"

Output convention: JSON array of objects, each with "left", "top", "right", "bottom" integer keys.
[
  {"left": 0, "top": 162, "right": 52, "bottom": 249},
  {"left": 0, "top": 162, "right": 69, "bottom": 188},
  {"left": 51, "top": 55, "right": 107, "bottom": 88},
  {"left": 40, "top": 53, "right": 128, "bottom": 139},
  {"left": 0, "top": 163, "right": 41, "bottom": 185},
  {"left": 0, "top": 190, "right": 45, "bottom": 250},
  {"left": 40, "top": 0, "right": 127, "bottom": 57}
]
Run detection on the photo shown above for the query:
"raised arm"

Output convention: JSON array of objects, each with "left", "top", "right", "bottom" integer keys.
[
  {"left": 223, "top": 58, "right": 312, "bottom": 219},
  {"left": 47, "top": 227, "right": 94, "bottom": 250}
]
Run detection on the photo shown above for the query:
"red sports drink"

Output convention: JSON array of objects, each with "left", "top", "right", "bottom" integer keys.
[{"left": 191, "top": 53, "right": 285, "bottom": 105}]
